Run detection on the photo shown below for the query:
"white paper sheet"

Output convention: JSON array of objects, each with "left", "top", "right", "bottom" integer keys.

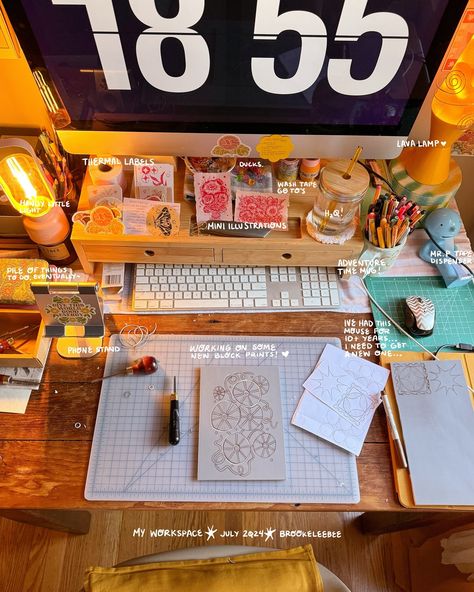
[
  {"left": 392, "top": 360, "right": 474, "bottom": 505},
  {"left": 0, "top": 387, "right": 31, "bottom": 414},
  {"left": 292, "top": 344, "right": 389, "bottom": 455}
]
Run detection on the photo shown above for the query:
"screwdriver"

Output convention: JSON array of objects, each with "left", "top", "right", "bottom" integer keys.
[{"left": 169, "top": 376, "right": 180, "bottom": 446}]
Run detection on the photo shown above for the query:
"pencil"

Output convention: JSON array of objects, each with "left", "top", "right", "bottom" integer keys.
[
  {"left": 377, "top": 226, "right": 385, "bottom": 249},
  {"left": 369, "top": 218, "right": 377, "bottom": 246},
  {"left": 396, "top": 221, "right": 410, "bottom": 245}
]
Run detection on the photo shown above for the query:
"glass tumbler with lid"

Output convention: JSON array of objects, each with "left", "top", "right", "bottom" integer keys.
[{"left": 311, "top": 160, "right": 370, "bottom": 236}]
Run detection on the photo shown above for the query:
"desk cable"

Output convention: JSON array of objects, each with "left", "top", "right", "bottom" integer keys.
[{"left": 358, "top": 159, "right": 474, "bottom": 279}]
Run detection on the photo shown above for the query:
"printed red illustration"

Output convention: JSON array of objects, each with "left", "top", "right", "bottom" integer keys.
[
  {"left": 140, "top": 165, "right": 167, "bottom": 186},
  {"left": 235, "top": 191, "right": 288, "bottom": 226},
  {"left": 200, "top": 178, "right": 229, "bottom": 218},
  {"left": 194, "top": 173, "right": 233, "bottom": 223}
]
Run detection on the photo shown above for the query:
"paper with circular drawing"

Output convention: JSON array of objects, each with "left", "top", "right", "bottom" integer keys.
[{"left": 292, "top": 344, "right": 389, "bottom": 456}]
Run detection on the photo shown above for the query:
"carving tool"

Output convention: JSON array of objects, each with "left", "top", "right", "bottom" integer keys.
[
  {"left": 0, "top": 374, "right": 41, "bottom": 387},
  {"left": 89, "top": 355, "right": 159, "bottom": 383},
  {"left": 169, "top": 376, "right": 180, "bottom": 446}
]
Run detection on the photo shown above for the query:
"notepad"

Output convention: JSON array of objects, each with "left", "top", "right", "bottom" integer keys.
[{"left": 392, "top": 360, "right": 474, "bottom": 506}]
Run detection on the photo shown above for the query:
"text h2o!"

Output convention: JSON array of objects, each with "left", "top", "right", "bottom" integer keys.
[{"left": 52, "top": 0, "right": 409, "bottom": 96}]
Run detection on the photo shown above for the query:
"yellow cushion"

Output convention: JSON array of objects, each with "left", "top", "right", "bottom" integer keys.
[
  {"left": 0, "top": 258, "right": 48, "bottom": 305},
  {"left": 84, "top": 545, "right": 323, "bottom": 592}
]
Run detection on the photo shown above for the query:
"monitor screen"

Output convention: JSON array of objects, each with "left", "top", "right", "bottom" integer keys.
[{"left": 4, "top": 0, "right": 467, "bottom": 156}]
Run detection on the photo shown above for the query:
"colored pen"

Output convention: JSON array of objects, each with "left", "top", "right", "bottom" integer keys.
[
  {"left": 169, "top": 376, "right": 180, "bottom": 446},
  {"left": 381, "top": 393, "right": 408, "bottom": 469},
  {"left": 397, "top": 206, "right": 408, "bottom": 220},
  {"left": 409, "top": 210, "right": 425, "bottom": 229},
  {"left": 393, "top": 196, "right": 406, "bottom": 214}
]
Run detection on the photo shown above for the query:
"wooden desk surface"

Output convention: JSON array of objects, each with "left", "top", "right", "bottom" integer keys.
[{"left": 0, "top": 311, "right": 401, "bottom": 512}]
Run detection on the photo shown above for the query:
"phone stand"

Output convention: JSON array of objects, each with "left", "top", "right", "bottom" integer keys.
[{"left": 31, "top": 282, "right": 104, "bottom": 358}]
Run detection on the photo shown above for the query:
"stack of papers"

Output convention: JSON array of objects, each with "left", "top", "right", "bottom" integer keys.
[
  {"left": 292, "top": 344, "right": 389, "bottom": 455},
  {"left": 0, "top": 365, "right": 45, "bottom": 414}
]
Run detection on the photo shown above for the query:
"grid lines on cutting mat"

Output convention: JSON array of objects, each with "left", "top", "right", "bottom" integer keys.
[
  {"left": 85, "top": 335, "right": 359, "bottom": 503},
  {"left": 365, "top": 276, "right": 474, "bottom": 352}
]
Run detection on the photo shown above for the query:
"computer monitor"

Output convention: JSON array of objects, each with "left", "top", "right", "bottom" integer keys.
[{"left": 4, "top": 0, "right": 467, "bottom": 158}]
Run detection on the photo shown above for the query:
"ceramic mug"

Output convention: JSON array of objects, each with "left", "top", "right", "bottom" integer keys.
[{"left": 358, "top": 235, "right": 407, "bottom": 276}]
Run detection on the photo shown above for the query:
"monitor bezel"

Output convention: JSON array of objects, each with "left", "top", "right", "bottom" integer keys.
[{"left": 2, "top": 0, "right": 468, "bottom": 138}]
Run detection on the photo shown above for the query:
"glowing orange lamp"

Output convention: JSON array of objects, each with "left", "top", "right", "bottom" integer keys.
[
  {"left": 403, "top": 35, "right": 474, "bottom": 185},
  {"left": 0, "top": 139, "right": 75, "bottom": 264}
]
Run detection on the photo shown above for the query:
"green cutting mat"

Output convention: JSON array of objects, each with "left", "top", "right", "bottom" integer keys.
[{"left": 365, "top": 276, "right": 474, "bottom": 352}]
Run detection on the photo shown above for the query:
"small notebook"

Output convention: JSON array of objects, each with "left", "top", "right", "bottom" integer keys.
[
  {"left": 392, "top": 360, "right": 474, "bottom": 506},
  {"left": 198, "top": 365, "right": 286, "bottom": 481}
]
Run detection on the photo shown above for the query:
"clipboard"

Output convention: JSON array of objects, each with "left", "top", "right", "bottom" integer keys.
[{"left": 381, "top": 351, "right": 474, "bottom": 510}]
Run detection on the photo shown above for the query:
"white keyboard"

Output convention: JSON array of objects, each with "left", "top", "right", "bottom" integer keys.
[{"left": 132, "top": 264, "right": 341, "bottom": 313}]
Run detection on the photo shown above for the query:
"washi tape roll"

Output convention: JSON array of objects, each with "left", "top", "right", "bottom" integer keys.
[{"left": 89, "top": 157, "right": 126, "bottom": 189}]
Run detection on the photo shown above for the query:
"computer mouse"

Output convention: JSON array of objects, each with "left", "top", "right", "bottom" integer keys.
[{"left": 404, "top": 296, "right": 435, "bottom": 336}]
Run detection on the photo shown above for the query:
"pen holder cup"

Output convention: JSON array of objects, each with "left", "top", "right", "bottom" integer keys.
[{"left": 358, "top": 235, "right": 407, "bottom": 276}]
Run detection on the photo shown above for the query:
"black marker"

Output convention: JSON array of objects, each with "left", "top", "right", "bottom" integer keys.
[{"left": 169, "top": 376, "right": 180, "bottom": 445}]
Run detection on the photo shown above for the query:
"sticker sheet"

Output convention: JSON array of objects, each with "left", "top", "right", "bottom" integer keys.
[
  {"left": 134, "top": 163, "right": 174, "bottom": 202},
  {"left": 198, "top": 365, "right": 286, "bottom": 481},
  {"left": 234, "top": 191, "right": 289, "bottom": 228},
  {"left": 210, "top": 134, "right": 251, "bottom": 157},
  {"left": 193, "top": 172, "right": 233, "bottom": 223},
  {"left": 86, "top": 184, "right": 123, "bottom": 208},
  {"left": 145, "top": 203, "right": 180, "bottom": 237},
  {"left": 136, "top": 185, "right": 173, "bottom": 202},
  {"left": 134, "top": 163, "right": 174, "bottom": 188},
  {"left": 72, "top": 205, "right": 124, "bottom": 235},
  {"left": 123, "top": 198, "right": 180, "bottom": 237}
]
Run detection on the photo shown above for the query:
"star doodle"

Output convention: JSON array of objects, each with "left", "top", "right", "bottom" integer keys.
[
  {"left": 205, "top": 525, "right": 218, "bottom": 541},
  {"left": 428, "top": 362, "right": 466, "bottom": 396},
  {"left": 264, "top": 527, "right": 276, "bottom": 541}
]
